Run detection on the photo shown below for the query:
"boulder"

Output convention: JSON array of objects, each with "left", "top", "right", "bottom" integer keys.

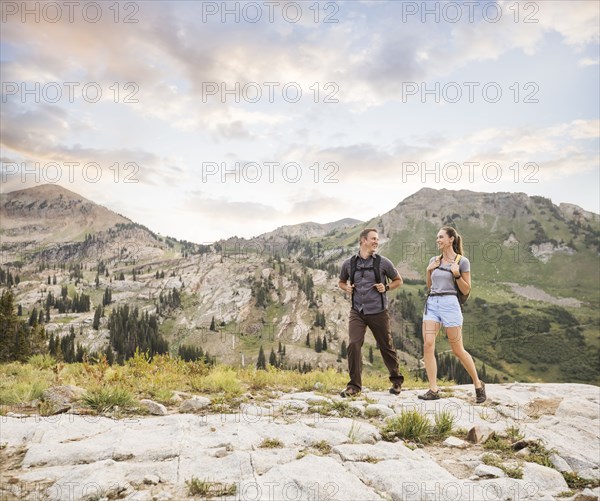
[
  {"left": 41, "top": 385, "right": 86, "bottom": 415},
  {"left": 466, "top": 425, "right": 494, "bottom": 444},
  {"left": 139, "top": 399, "right": 168, "bottom": 416},
  {"left": 522, "top": 462, "right": 569, "bottom": 496},
  {"left": 179, "top": 396, "right": 210, "bottom": 413}
]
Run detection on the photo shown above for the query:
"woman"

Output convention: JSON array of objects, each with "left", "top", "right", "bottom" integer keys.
[{"left": 418, "top": 226, "right": 486, "bottom": 403}]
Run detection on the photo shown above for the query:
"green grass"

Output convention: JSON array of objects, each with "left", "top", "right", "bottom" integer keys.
[
  {"left": 259, "top": 438, "right": 284, "bottom": 448},
  {"left": 311, "top": 440, "right": 332, "bottom": 455},
  {"left": 82, "top": 386, "right": 135, "bottom": 414},
  {"left": 562, "top": 472, "right": 600, "bottom": 490},
  {"left": 186, "top": 478, "right": 237, "bottom": 497},
  {"left": 381, "top": 409, "right": 455, "bottom": 444},
  {"left": 482, "top": 453, "right": 523, "bottom": 479},
  {"left": 309, "top": 399, "right": 362, "bottom": 418}
]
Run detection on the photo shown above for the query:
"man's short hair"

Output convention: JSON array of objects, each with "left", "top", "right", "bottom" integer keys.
[{"left": 359, "top": 228, "right": 378, "bottom": 242}]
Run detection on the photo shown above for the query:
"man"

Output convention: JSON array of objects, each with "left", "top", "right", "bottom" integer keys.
[{"left": 338, "top": 228, "right": 404, "bottom": 397}]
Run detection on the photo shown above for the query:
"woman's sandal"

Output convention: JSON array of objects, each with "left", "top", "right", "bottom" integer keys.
[{"left": 418, "top": 389, "right": 441, "bottom": 400}]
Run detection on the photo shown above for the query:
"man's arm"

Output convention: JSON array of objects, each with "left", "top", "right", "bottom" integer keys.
[{"left": 374, "top": 274, "right": 401, "bottom": 293}]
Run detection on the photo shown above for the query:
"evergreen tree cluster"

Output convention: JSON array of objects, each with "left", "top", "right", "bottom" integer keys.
[
  {"left": 251, "top": 276, "right": 274, "bottom": 308},
  {"left": 256, "top": 343, "right": 287, "bottom": 369},
  {"left": 48, "top": 327, "right": 87, "bottom": 363},
  {"left": 314, "top": 334, "right": 328, "bottom": 353},
  {"left": 0, "top": 290, "right": 47, "bottom": 362},
  {"left": 291, "top": 269, "right": 315, "bottom": 305},
  {"left": 108, "top": 304, "right": 169, "bottom": 363},
  {"left": 177, "top": 344, "right": 215, "bottom": 365},
  {"left": 431, "top": 351, "right": 499, "bottom": 385},
  {"left": 0, "top": 266, "right": 20, "bottom": 286},
  {"left": 157, "top": 287, "right": 181, "bottom": 312},
  {"left": 314, "top": 310, "right": 326, "bottom": 328},
  {"left": 47, "top": 287, "right": 91, "bottom": 314}
]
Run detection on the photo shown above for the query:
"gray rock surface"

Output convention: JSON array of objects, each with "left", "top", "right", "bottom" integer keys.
[{"left": 1, "top": 383, "right": 598, "bottom": 501}]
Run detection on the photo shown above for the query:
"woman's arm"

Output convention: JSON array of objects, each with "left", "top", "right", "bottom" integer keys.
[{"left": 455, "top": 271, "right": 471, "bottom": 295}]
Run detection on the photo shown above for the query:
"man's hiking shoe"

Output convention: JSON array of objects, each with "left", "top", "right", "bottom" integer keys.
[
  {"left": 389, "top": 383, "right": 402, "bottom": 395},
  {"left": 475, "top": 381, "right": 486, "bottom": 404},
  {"left": 418, "top": 389, "right": 440, "bottom": 400},
  {"left": 340, "top": 387, "right": 360, "bottom": 398}
]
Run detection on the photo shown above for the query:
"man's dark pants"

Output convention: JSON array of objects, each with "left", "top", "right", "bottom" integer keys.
[{"left": 346, "top": 308, "right": 404, "bottom": 391}]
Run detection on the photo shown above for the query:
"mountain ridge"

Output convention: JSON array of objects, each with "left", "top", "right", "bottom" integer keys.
[{"left": 1, "top": 184, "right": 599, "bottom": 386}]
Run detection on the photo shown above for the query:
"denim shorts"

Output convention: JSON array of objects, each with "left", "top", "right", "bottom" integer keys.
[{"left": 423, "top": 295, "right": 463, "bottom": 327}]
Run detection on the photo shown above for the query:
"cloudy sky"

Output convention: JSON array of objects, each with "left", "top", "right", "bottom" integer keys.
[{"left": 1, "top": 0, "right": 598, "bottom": 243}]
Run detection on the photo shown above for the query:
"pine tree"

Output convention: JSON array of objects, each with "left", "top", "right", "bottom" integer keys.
[
  {"left": 322, "top": 336, "right": 328, "bottom": 351},
  {"left": 340, "top": 340, "right": 347, "bottom": 359},
  {"left": 93, "top": 305, "right": 102, "bottom": 330},
  {"left": 103, "top": 287, "right": 112, "bottom": 306},
  {"left": 305, "top": 333, "right": 310, "bottom": 347},
  {"left": 0, "top": 290, "right": 18, "bottom": 362},
  {"left": 210, "top": 316, "right": 216, "bottom": 331},
  {"left": 256, "top": 346, "right": 267, "bottom": 370},
  {"left": 48, "top": 333, "right": 56, "bottom": 357},
  {"left": 369, "top": 346, "right": 374, "bottom": 364},
  {"left": 105, "top": 345, "right": 115, "bottom": 365},
  {"left": 315, "top": 335, "right": 322, "bottom": 353},
  {"left": 28, "top": 307, "right": 38, "bottom": 327},
  {"left": 269, "top": 348, "right": 277, "bottom": 367}
]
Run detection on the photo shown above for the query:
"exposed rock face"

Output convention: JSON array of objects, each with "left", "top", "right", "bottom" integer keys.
[{"left": 1, "top": 383, "right": 598, "bottom": 500}]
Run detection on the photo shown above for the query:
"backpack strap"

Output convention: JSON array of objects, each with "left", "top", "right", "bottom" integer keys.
[
  {"left": 350, "top": 254, "right": 382, "bottom": 285},
  {"left": 349, "top": 255, "right": 358, "bottom": 286},
  {"left": 349, "top": 253, "right": 386, "bottom": 310},
  {"left": 372, "top": 253, "right": 382, "bottom": 286}
]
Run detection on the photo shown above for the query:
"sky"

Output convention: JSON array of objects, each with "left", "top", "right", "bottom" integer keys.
[{"left": 1, "top": 0, "right": 599, "bottom": 243}]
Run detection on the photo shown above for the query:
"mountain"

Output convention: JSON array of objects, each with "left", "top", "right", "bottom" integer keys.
[
  {"left": 0, "top": 184, "right": 130, "bottom": 244},
  {"left": 260, "top": 218, "right": 363, "bottom": 239},
  {"left": 0, "top": 184, "right": 174, "bottom": 266},
  {"left": 1, "top": 185, "right": 598, "bottom": 385}
]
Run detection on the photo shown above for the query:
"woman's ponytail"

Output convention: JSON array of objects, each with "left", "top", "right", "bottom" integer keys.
[{"left": 441, "top": 226, "right": 464, "bottom": 255}]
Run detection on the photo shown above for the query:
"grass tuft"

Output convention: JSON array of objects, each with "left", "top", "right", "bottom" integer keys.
[
  {"left": 82, "top": 386, "right": 134, "bottom": 414},
  {"left": 381, "top": 410, "right": 433, "bottom": 444},
  {"left": 186, "top": 477, "right": 237, "bottom": 497},
  {"left": 259, "top": 438, "right": 284, "bottom": 448}
]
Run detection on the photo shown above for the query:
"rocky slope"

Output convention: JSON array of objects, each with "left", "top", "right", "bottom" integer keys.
[
  {"left": 1, "top": 383, "right": 599, "bottom": 501},
  {"left": 1, "top": 185, "right": 599, "bottom": 384}
]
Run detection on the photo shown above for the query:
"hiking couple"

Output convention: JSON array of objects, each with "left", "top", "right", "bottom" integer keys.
[{"left": 337, "top": 227, "right": 486, "bottom": 404}]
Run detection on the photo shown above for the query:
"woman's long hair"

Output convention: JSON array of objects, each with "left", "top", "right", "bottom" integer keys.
[{"left": 441, "top": 226, "right": 464, "bottom": 255}]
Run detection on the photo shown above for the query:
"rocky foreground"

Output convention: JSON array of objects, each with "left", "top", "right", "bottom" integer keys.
[{"left": 1, "top": 383, "right": 599, "bottom": 501}]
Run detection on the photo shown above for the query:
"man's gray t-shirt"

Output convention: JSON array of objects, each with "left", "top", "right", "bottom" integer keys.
[
  {"left": 339, "top": 254, "right": 399, "bottom": 314},
  {"left": 429, "top": 255, "right": 470, "bottom": 294}
]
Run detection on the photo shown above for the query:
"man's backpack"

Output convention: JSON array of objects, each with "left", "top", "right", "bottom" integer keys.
[
  {"left": 349, "top": 254, "right": 385, "bottom": 309},
  {"left": 437, "top": 254, "right": 470, "bottom": 307}
]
